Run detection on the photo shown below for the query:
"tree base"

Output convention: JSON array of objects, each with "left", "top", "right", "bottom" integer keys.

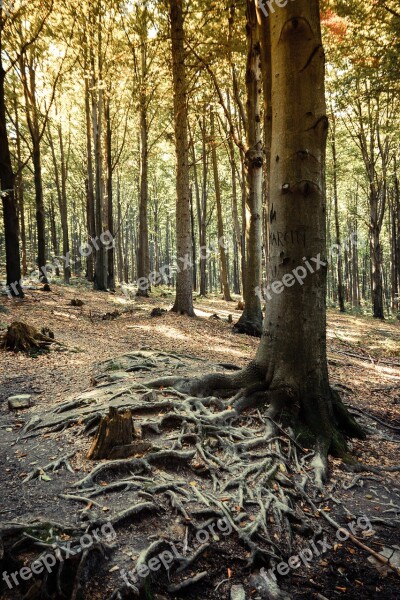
[
  {"left": 147, "top": 362, "right": 366, "bottom": 483},
  {"left": 233, "top": 320, "right": 262, "bottom": 337},
  {"left": 233, "top": 313, "right": 263, "bottom": 338}
]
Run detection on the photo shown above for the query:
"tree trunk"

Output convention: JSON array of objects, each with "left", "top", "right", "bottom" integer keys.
[
  {"left": 58, "top": 122, "right": 71, "bottom": 284},
  {"left": 199, "top": 116, "right": 208, "bottom": 297},
  {"left": 394, "top": 165, "right": 400, "bottom": 311},
  {"left": 235, "top": 0, "right": 263, "bottom": 336},
  {"left": 13, "top": 87, "right": 27, "bottom": 277},
  {"left": 331, "top": 113, "right": 345, "bottom": 312},
  {"left": 20, "top": 57, "right": 47, "bottom": 283},
  {"left": 137, "top": 57, "right": 150, "bottom": 297},
  {"left": 170, "top": 0, "right": 194, "bottom": 316},
  {"left": 190, "top": 132, "right": 202, "bottom": 293},
  {"left": 92, "top": 17, "right": 108, "bottom": 291},
  {"left": 227, "top": 94, "right": 242, "bottom": 295},
  {"left": 210, "top": 109, "right": 232, "bottom": 302},
  {"left": 84, "top": 59, "right": 96, "bottom": 283},
  {"left": 258, "top": 1, "right": 272, "bottom": 306},
  {"left": 0, "top": 56, "right": 23, "bottom": 296},
  {"left": 32, "top": 142, "right": 47, "bottom": 282},
  {"left": 116, "top": 172, "right": 124, "bottom": 284},
  {"left": 49, "top": 195, "right": 60, "bottom": 276},
  {"left": 255, "top": 0, "right": 364, "bottom": 465},
  {"left": 105, "top": 98, "right": 115, "bottom": 291},
  {"left": 190, "top": 186, "right": 197, "bottom": 291},
  {"left": 371, "top": 220, "right": 384, "bottom": 319},
  {"left": 47, "top": 121, "right": 71, "bottom": 283}
]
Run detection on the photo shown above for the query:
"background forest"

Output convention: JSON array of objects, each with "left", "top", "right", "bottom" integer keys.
[{"left": 0, "top": 0, "right": 400, "bottom": 320}]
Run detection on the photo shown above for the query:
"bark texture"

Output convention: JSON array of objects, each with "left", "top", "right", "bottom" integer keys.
[
  {"left": 0, "top": 51, "right": 23, "bottom": 296},
  {"left": 87, "top": 408, "right": 134, "bottom": 460},
  {"left": 170, "top": 0, "right": 195, "bottom": 316},
  {"left": 234, "top": 0, "right": 263, "bottom": 337},
  {"left": 210, "top": 109, "right": 232, "bottom": 302}
]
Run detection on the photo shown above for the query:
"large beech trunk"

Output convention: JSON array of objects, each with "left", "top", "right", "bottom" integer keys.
[
  {"left": 170, "top": 0, "right": 194, "bottom": 316},
  {"left": 254, "top": 0, "right": 363, "bottom": 458},
  {"left": 257, "top": 3, "right": 329, "bottom": 399}
]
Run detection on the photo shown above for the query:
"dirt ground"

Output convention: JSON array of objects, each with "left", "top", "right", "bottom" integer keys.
[{"left": 0, "top": 283, "right": 399, "bottom": 600}]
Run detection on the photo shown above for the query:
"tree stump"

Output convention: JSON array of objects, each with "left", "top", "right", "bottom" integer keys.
[
  {"left": 1, "top": 321, "right": 56, "bottom": 352},
  {"left": 87, "top": 407, "right": 135, "bottom": 460}
]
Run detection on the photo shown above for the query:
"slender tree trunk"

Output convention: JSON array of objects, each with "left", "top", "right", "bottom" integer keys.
[
  {"left": 92, "top": 16, "right": 107, "bottom": 291},
  {"left": 331, "top": 114, "right": 345, "bottom": 312},
  {"left": 190, "top": 186, "right": 197, "bottom": 291},
  {"left": 84, "top": 61, "right": 96, "bottom": 283},
  {"left": 13, "top": 87, "right": 27, "bottom": 277},
  {"left": 48, "top": 122, "right": 71, "bottom": 283},
  {"left": 227, "top": 120, "right": 242, "bottom": 295},
  {"left": 58, "top": 122, "right": 71, "bottom": 283},
  {"left": 395, "top": 166, "right": 400, "bottom": 311},
  {"left": 235, "top": 0, "right": 263, "bottom": 336},
  {"left": 190, "top": 134, "right": 202, "bottom": 293},
  {"left": 210, "top": 109, "right": 232, "bottom": 301},
  {"left": 116, "top": 173, "right": 124, "bottom": 283},
  {"left": 199, "top": 117, "right": 208, "bottom": 296},
  {"left": 0, "top": 53, "right": 23, "bottom": 296},
  {"left": 137, "top": 55, "right": 150, "bottom": 296},
  {"left": 352, "top": 221, "right": 360, "bottom": 308},
  {"left": 32, "top": 143, "right": 47, "bottom": 282},
  {"left": 170, "top": 0, "right": 194, "bottom": 316},
  {"left": 105, "top": 98, "right": 115, "bottom": 290},
  {"left": 371, "top": 220, "right": 384, "bottom": 319},
  {"left": 49, "top": 195, "right": 60, "bottom": 276}
]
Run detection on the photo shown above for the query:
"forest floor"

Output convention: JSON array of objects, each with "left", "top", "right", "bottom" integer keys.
[{"left": 0, "top": 282, "right": 399, "bottom": 600}]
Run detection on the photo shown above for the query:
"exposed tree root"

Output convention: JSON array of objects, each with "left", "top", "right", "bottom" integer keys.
[
  {"left": 6, "top": 352, "right": 378, "bottom": 599},
  {"left": 22, "top": 451, "right": 76, "bottom": 482}
]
